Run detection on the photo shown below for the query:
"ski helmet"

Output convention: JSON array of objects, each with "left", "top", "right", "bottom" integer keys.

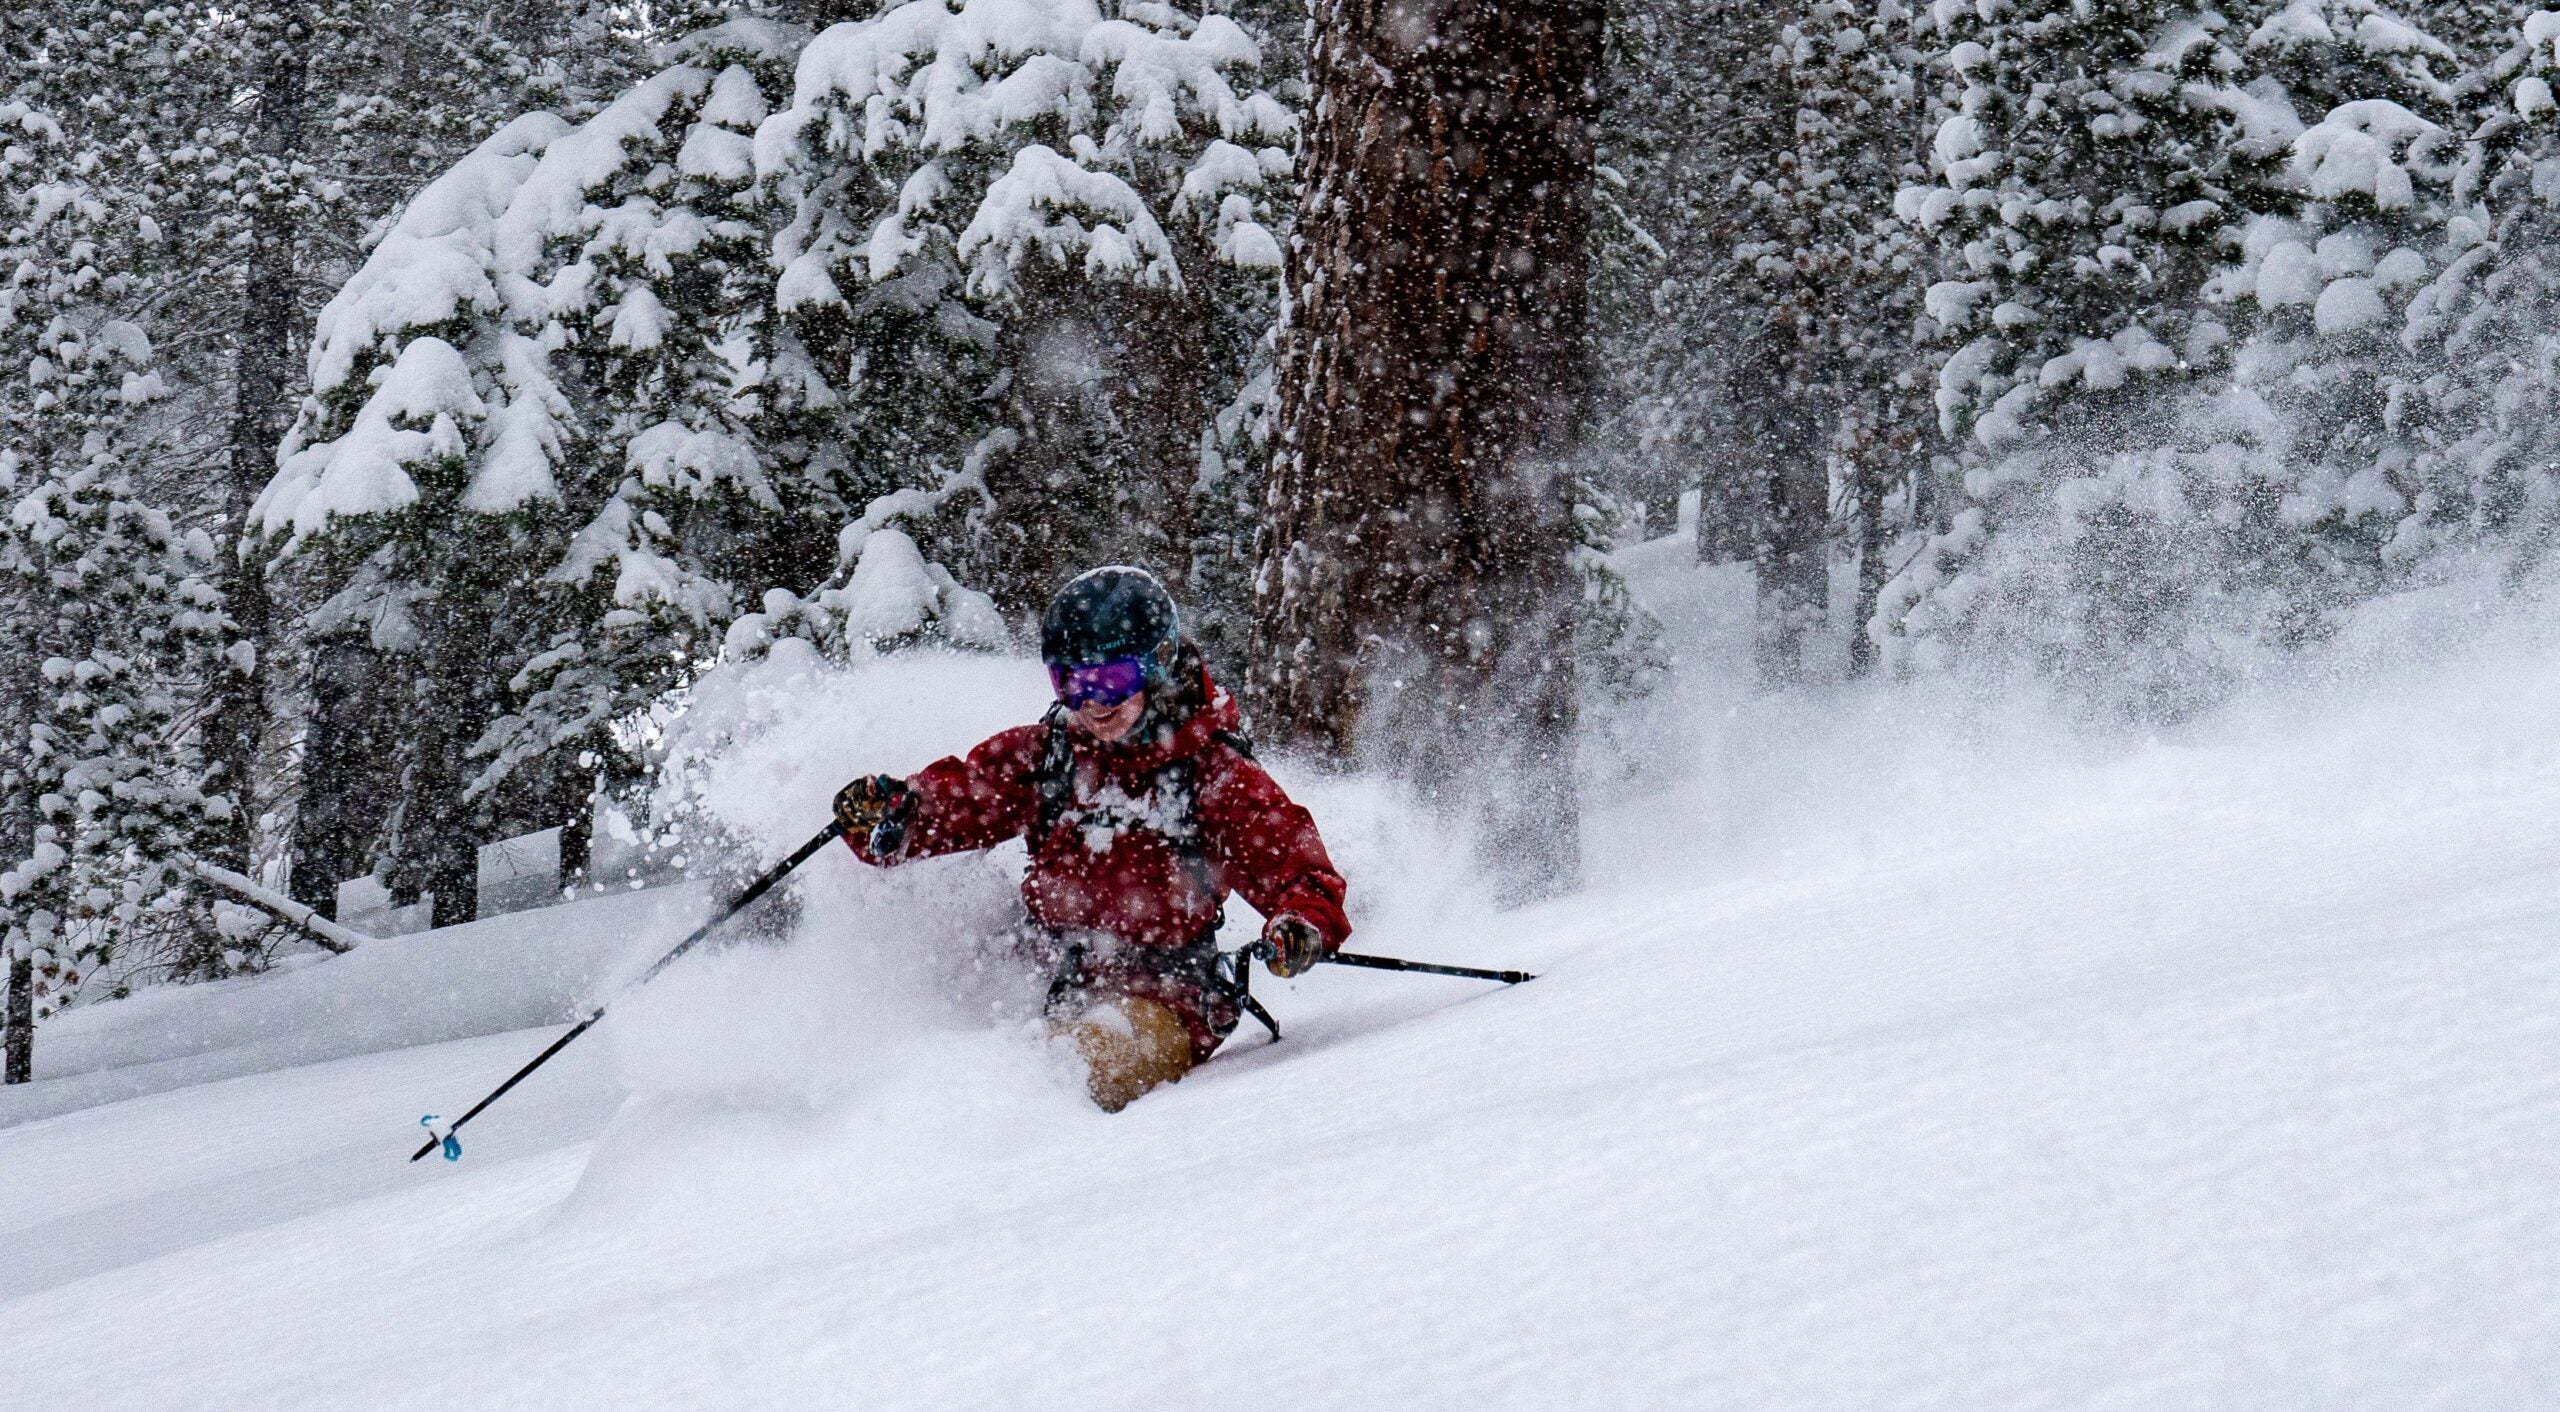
[{"left": 1041, "top": 566, "right": 1180, "bottom": 679}]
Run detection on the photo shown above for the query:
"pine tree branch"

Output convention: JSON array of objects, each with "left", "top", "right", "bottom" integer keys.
[{"left": 183, "top": 858, "right": 364, "bottom": 955}]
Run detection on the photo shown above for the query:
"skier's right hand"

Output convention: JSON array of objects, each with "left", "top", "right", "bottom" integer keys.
[
  {"left": 834, "top": 774, "right": 909, "bottom": 839},
  {"left": 1262, "top": 913, "right": 1326, "bottom": 978}
]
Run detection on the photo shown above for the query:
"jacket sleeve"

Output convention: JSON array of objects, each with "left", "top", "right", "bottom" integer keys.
[
  {"left": 1196, "top": 749, "right": 1352, "bottom": 950},
  {"left": 847, "top": 725, "right": 1044, "bottom": 866}
]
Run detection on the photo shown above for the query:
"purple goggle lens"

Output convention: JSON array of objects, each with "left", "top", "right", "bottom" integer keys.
[{"left": 1049, "top": 656, "right": 1149, "bottom": 710}]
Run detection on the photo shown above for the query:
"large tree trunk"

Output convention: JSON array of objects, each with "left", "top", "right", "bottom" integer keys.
[
  {"left": 2, "top": 599, "right": 38, "bottom": 1083},
  {"left": 292, "top": 637, "right": 406, "bottom": 913},
  {"left": 4, "top": 947, "right": 28, "bottom": 1084},
  {"left": 1254, "top": 0, "right": 1603, "bottom": 904},
  {"left": 1749, "top": 377, "right": 1831, "bottom": 686},
  {"left": 1847, "top": 466, "right": 1890, "bottom": 677},
  {"left": 207, "top": 5, "right": 309, "bottom": 882}
]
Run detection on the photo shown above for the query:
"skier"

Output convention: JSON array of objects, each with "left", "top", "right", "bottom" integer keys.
[{"left": 830, "top": 567, "right": 1351, "bottom": 1111}]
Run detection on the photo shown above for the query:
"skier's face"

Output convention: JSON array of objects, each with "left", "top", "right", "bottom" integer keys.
[{"left": 1074, "top": 691, "right": 1146, "bottom": 743}]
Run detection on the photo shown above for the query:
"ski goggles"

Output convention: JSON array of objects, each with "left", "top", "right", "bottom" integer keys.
[{"left": 1049, "top": 655, "right": 1150, "bottom": 710}]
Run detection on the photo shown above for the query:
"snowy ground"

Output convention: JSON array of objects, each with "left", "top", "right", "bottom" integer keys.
[{"left": 5, "top": 549, "right": 2559, "bottom": 1408}]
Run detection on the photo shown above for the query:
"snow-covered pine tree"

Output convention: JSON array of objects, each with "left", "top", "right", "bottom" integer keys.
[
  {"left": 1865, "top": 2, "right": 2547, "bottom": 712},
  {"left": 1783, "top": 1, "right": 1941, "bottom": 674},
  {"left": 2205, "top": 4, "right": 2471, "bottom": 618},
  {"left": 1902, "top": 0, "right": 2287, "bottom": 457},
  {"left": 70, "top": 3, "right": 656, "bottom": 903},
  {"left": 466, "top": 22, "right": 818, "bottom": 846},
  {"left": 1729, "top": 0, "right": 1939, "bottom": 679},
  {"left": 1705, "top": 0, "right": 1844, "bottom": 682},
  {"left": 2244, "top": 0, "right": 2470, "bottom": 116},
  {"left": 254, "top": 113, "right": 574, "bottom": 920},
  {"left": 1, "top": 93, "right": 235, "bottom": 1081},
  {"left": 262, "top": 21, "right": 839, "bottom": 921},
  {"left": 1589, "top": 0, "right": 1741, "bottom": 541},
  {"left": 0, "top": 0, "right": 653, "bottom": 925},
  {"left": 1869, "top": 0, "right": 2318, "bottom": 704},
  {"left": 755, "top": 0, "right": 1296, "bottom": 613},
  {"left": 1592, "top": 0, "right": 1933, "bottom": 683},
  {"left": 2386, "top": 11, "right": 2560, "bottom": 580}
]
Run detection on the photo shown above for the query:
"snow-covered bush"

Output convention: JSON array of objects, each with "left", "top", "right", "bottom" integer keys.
[
  {"left": 1874, "top": 386, "right": 2322, "bottom": 719},
  {"left": 722, "top": 528, "right": 1009, "bottom": 664},
  {"left": 1573, "top": 487, "right": 1670, "bottom": 705}
]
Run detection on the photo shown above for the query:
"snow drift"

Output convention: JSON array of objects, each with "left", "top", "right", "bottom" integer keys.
[{"left": 6, "top": 553, "right": 2560, "bottom": 1407}]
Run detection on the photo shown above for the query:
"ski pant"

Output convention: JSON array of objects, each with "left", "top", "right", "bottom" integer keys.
[{"left": 1027, "top": 925, "right": 1243, "bottom": 1065}]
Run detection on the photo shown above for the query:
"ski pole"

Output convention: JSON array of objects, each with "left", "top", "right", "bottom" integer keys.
[
  {"left": 1325, "top": 951, "right": 1535, "bottom": 984},
  {"left": 410, "top": 819, "right": 846, "bottom": 1163},
  {"left": 1236, "top": 939, "right": 1536, "bottom": 986}
]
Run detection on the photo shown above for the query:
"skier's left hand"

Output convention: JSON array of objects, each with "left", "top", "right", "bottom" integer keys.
[{"left": 1262, "top": 913, "right": 1325, "bottom": 978}]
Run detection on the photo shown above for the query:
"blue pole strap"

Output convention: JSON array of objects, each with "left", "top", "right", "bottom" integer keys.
[{"left": 419, "top": 1113, "right": 462, "bottom": 1162}]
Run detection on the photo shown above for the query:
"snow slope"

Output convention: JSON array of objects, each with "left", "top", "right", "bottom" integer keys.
[{"left": 5, "top": 556, "right": 2559, "bottom": 1408}]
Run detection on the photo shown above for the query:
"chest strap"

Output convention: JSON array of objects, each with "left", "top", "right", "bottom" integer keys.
[{"left": 1032, "top": 707, "right": 1254, "bottom": 916}]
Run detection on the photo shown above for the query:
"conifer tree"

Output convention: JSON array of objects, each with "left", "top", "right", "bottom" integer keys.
[
  {"left": 1, "top": 93, "right": 233, "bottom": 1079},
  {"left": 757, "top": 0, "right": 1297, "bottom": 612},
  {"left": 255, "top": 113, "right": 574, "bottom": 918},
  {"left": 1592, "top": 0, "right": 1934, "bottom": 681},
  {"left": 1903, "top": 1, "right": 2286, "bottom": 457},
  {"left": 1783, "top": 1, "right": 1941, "bottom": 672},
  {"left": 469, "top": 23, "right": 817, "bottom": 839},
  {"left": 1872, "top": 0, "right": 2303, "bottom": 700},
  {"left": 1862, "top": 2, "right": 2554, "bottom": 711},
  {"left": 2387, "top": 12, "right": 2560, "bottom": 579}
]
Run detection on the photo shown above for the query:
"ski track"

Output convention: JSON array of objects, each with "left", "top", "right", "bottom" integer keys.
[{"left": 4, "top": 561, "right": 2559, "bottom": 1407}]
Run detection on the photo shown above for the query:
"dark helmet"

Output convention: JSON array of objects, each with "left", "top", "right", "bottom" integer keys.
[{"left": 1041, "top": 566, "right": 1179, "bottom": 676}]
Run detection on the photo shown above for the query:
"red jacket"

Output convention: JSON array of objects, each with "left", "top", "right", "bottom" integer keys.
[{"left": 851, "top": 671, "right": 1351, "bottom": 952}]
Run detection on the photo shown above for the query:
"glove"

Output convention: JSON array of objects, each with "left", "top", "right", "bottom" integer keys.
[
  {"left": 833, "top": 774, "right": 908, "bottom": 840},
  {"left": 1262, "top": 913, "right": 1326, "bottom": 978}
]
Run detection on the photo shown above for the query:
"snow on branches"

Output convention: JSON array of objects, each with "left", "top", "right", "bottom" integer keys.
[
  {"left": 753, "top": 0, "right": 1294, "bottom": 610},
  {"left": 245, "top": 3, "right": 1297, "bottom": 904},
  {"left": 3, "top": 98, "right": 235, "bottom": 1010},
  {"left": 1877, "top": 1, "right": 2560, "bottom": 716}
]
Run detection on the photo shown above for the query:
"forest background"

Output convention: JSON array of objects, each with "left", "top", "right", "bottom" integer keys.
[{"left": 6, "top": 0, "right": 2558, "bottom": 1076}]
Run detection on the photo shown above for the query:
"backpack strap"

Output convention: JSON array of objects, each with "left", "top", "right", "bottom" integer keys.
[
  {"left": 1160, "top": 730, "right": 1263, "bottom": 929},
  {"left": 1033, "top": 704, "right": 1075, "bottom": 839},
  {"left": 1028, "top": 713, "right": 1254, "bottom": 933}
]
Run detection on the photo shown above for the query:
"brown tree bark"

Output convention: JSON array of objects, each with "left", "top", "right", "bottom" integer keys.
[
  {"left": 2, "top": 603, "right": 39, "bottom": 1083},
  {"left": 1847, "top": 468, "right": 1891, "bottom": 678},
  {"left": 1746, "top": 369, "right": 1832, "bottom": 686},
  {"left": 206, "top": 6, "right": 309, "bottom": 887},
  {"left": 1254, "top": 0, "right": 1603, "bottom": 903},
  {"left": 4, "top": 950, "right": 28, "bottom": 1084}
]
